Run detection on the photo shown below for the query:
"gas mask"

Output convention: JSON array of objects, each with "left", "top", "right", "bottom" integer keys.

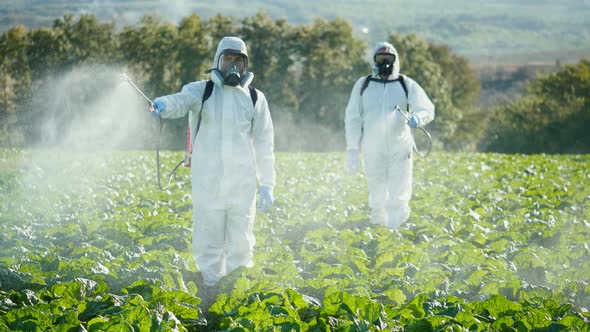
[
  {"left": 374, "top": 53, "right": 396, "bottom": 77},
  {"left": 219, "top": 53, "right": 247, "bottom": 86},
  {"left": 222, "top": 63, "right": 242, "bottom": 86},
  {"left": 376, "top": 60, "right": 393, "bottom": 77}
]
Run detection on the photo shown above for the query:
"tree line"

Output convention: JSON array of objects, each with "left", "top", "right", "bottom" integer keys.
[{"left": 0, "top": 12, "right": 588, "bottom": 153}]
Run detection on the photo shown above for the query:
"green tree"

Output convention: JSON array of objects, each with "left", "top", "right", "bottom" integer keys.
[
  {"left": 176, "top": 14, "right": 211, "bottom": 85},
  {"left": 118, "top": 15, "right": 180, "bottom": 97},
  {"left": 26, "top": 27, "right": 61, "bottom": 80},
  {"left": 0, "top": 12, "right": 491, "bottom": 151},
  {"left": 0, "top": 25, "right": 30, "bottom": 147},
  {"left": 294, "top": 18, "right": 367, "bottom": 131},
  {"left": 118, "top": 15, "right": 186, "bottom": 149},
  {"left": 0, "top": 26, "right": 30, "bottom": 113},
  {"left": 482, "top": 59, "right": 590, "bottom": 153},
  {"left": 428, "top": 43, "right": 480, "bottom": 109},
  {"left": 49, "top": 14, "right": 118, "bottom": 71},
  {"left": 239, "top": 12, "right": 301, "bottom": 150},
  {"left": 240, "top": 12, "right": 298, "bottom": 110},
  {"left": 19, "top": 15, "right": 121, "bottom": 147},
  {"left": 25, "top": 14, "right": 117, "bottom": 80},
  {"left": 206, "top": 14, "right": 238, "bottom": 48},
  {"left": 389, "top": 33, "right": 457, "bottom": 149},
  {"left": 428, "top": 42, "right": 483, "bottom": 151}
]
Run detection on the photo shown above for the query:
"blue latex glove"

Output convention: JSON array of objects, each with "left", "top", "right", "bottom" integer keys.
[
  {"left": 150, "top": 99, "right": 165, "bottom": 117},
  {"left": 408, "top": 115, "right": 419, "bottom": 128},
  {"left": 347, "top": 149, "right": 359, "bottom": 175},
  {"left": 258, "top": 185, "right": 274, "bottom": 212}
]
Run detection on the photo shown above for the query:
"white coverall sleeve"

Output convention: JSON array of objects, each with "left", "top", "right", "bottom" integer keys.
[
  {"left": 251, "top": 90, "right": 276, "bottom": 188},
  {"left": 406, "top": 77, "right": 435, "bottom": 126},
  {"left": 344, "top": 77, "right": 366, "bottom": 151},
  {"left": 157, "top": 82, "right": 203, "bottom": 119}
]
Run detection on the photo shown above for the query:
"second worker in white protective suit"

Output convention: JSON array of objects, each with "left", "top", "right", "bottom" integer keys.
[
  {"left": 150, "top": 36, "right": 276, "bottom": 290},
  {"left": 345, "top": 41, "right": 435, "bottom": 230}
]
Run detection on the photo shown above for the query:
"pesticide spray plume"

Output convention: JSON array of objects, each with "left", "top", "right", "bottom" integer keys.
[
  {"left": 5, "top": 64, "right": 162, "bottom": 265},
  {"left": 25, "top": 65, "right": 155, "bottom": 152},
  {"left": 18, "top": 64, "right": 159, "bottom": 199}
]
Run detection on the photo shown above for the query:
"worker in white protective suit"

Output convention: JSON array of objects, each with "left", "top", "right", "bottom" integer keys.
[
  {"left": 345, "top": 41, "right": 434, "bottom": 230},
  {"left": 150, "top": 37, "right": 275, "bottom": 291}
]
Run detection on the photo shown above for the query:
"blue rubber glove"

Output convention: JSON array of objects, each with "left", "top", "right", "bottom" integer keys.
[
  {"left": 258, "top": 186, "right": 274, "bottom": 212},
  {"left": 347, "top": 149, "right": 359, "bottom": 175},
  {"left": 408, "top": 115, "right": 419, "bottom": 128},
  {"left": 150, "top": 99, "right": 165, "bottom": 117}
]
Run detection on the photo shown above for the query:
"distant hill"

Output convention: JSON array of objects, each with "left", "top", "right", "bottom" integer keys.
[{"left": 2, "top": 0, "right": 589, "bottom": 63}]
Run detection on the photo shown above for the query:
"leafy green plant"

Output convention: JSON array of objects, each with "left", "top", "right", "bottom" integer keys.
[{"left": 1, "top": 149, "right": 589, "bottom": 330}]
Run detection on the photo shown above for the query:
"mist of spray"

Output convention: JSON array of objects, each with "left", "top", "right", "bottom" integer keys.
[
  {"left": 33, "top": 65, "right": 151, "bottom": 151},
  {"left": 272, "top": 108, "right": 346, "bottom": 152},
  {"left": 14, "top": 64, "right": 158, "bottom": 217},
  {"left": 1, "top": 63, "right": 185, "bottom": 290}
]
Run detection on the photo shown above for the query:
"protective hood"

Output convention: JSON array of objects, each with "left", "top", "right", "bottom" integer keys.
[
  {"left": 213, "top": 36, "right": 248, "bottom": 68},
  {"left": 207, "top": 36, "right": 254, "bottom": 87},
  {"left": 371, "top": 41, "right": 400, "bottom": 80}
]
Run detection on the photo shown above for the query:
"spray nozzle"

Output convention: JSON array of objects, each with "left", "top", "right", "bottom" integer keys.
[{"left": 120, "top": 73, "right": 130, "bottom": 83}]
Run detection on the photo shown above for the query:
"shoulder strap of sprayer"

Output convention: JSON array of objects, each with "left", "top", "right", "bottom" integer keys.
[
  {"left": 194, "top": 80, "right": 258, "bottom": 136},
  {"left": 359, "top": 74, "right": 410, "bottom": 120},
  {"left": 360, "top": 74, "right": 408, "bottom": 99},
  {"left": 194, "top": 80, "right": 215, "bottom": 135},
  {"left": 203, "top": 80, "right": 258, "bottom": 106}
]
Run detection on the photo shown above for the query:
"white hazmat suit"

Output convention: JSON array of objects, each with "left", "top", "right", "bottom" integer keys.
[
  {"left": 154, "top": 37, "right": 275, "bottom": 286},
  {"left": 345, "top": 41, "right": 434, "bottom": 229}
]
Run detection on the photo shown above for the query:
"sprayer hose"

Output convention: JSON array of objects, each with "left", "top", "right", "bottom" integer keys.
[
  {"left": 413, "top": 126, "right": 432, "bottom": 158},
  {"left": 156, "top": 117, "right": 184, "bottom": 190}
]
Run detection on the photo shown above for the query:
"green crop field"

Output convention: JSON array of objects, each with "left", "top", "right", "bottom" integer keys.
[{"left": 1, "top": 149, "right": 589, "bottom": 330}]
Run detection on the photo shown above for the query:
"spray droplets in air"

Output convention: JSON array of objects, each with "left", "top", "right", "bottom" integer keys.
[
  {"left": 31, "top": 65, "right": 153, "bottom": 151},
  {"left": 16, "top": 65, "right": 158, "bottom": 220}
]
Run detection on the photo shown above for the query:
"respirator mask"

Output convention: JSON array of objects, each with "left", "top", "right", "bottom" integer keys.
[
  {"left": 223, "top": 63, "right": 242, "bottom": 86},
  {"left": 218, "top": 52, "right": 247, "bottom": 86},
  {"left": 374, "top": 53, "right": 396, "bottom": 77}
]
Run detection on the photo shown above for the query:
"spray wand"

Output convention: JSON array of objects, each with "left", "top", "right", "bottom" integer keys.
[
  {"left": 120, "top": 73, "right": 184, "bottom": 190},
  {"left": 120, "top": 73, "right": 155, "bottom": 109},
  {"left": 394, "top": 105, "right": 432, "bottom": 158}
]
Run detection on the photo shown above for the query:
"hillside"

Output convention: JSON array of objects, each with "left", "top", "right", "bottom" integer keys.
[{"left": 2, "top": 0, "right": 589, "bottom": 61}]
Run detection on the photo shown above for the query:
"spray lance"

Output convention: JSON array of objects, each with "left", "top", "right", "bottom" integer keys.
[
  {"left": 120, "top": 73, "right": 187, "bottom": 190},
  {"left": 394, "top": 105, "right": 432, "bottom": 158}
]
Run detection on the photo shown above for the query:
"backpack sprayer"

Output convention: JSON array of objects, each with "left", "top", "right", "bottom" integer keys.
[
  {"left": 120, "top": 73, "right": 188, "bottom": 190},
  {"left": 394, "top": 105, "right": 432, "bottom": 157}
]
